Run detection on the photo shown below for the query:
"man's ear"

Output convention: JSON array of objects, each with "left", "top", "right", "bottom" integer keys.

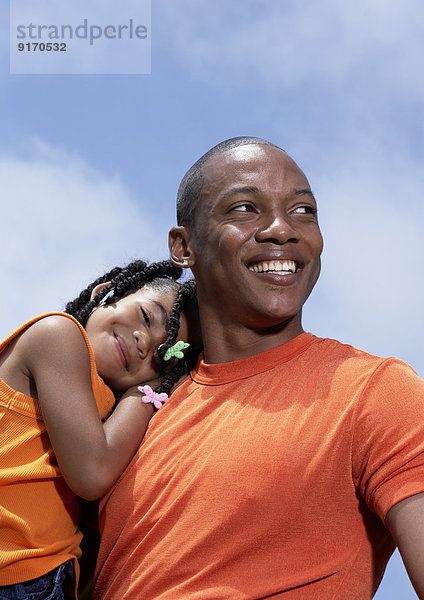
[
  {"left": 168, "top": 226, "right": 194, "bottom": 268},
  {"left": 90, "top": 281, "right": 112, "bottom": 301}
]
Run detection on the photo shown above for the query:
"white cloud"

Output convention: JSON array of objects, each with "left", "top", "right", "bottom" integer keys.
[
  {"left": 0, "top": 142, "right": 169, "bottom": 338},
  {"left": 158, "top": 0, "right": 424, "bottom": 95}
]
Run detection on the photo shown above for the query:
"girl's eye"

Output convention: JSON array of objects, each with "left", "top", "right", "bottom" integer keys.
[{"left": 141, "top": 307, "right": 151, "bottom": 327}]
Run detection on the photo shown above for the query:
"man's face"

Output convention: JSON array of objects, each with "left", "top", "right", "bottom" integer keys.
[{"left": 183, "top": 144, "right": 323, "bottom": 330}]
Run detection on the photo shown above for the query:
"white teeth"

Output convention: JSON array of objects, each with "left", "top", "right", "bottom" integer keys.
[{"left": 248, "top": 260, "right": 297, "bottom": 274}]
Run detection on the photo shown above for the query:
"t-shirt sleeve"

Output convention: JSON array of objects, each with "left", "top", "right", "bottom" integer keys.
[{"left": 352, "top": 358, "right": 424, "bottom": 523}]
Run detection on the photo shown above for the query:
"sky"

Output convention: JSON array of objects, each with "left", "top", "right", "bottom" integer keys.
[{"left": 1, "top": 1, "right": 423, "bottom": 597}]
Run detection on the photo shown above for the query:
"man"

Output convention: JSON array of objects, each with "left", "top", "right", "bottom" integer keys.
[{"left": 93, "top": 137, "right": 424, "bottom": 599}]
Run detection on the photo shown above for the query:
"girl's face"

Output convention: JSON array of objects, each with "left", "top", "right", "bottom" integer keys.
[{"left": 86, "top": 285, "right": 187, "bottom": 393}]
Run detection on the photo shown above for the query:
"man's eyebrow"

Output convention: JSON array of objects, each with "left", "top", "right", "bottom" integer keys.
[
  {"left": 219, "top": 186, "right": 316, "bottom": 202},
  {"left": 293, "top": 188, "right": 315, "bottom": 199},
  {"left": 220, "top": 186, "right": 260, "bottom": 200},
  {"left": 153, "top": 301, "right": 169, "bottom": 328}
]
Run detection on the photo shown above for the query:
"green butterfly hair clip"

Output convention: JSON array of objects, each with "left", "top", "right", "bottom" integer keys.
[{"left": 160, "top": 340, "right": 190, "bottom": 361}]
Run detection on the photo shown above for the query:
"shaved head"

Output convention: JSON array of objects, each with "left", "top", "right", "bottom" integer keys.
[{"left": 177, "top": 136, "right": 285, "bottom": 226}]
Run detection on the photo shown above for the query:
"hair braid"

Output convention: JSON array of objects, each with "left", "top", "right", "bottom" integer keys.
[
  {"left": 156, "top": 279, "right": 201, "bottom": 395},
  {"left": 64, "top": 265, "right": 123, "bottom": 325},
  {"left": 65, "top": 260, "right": 182, "bottom": 327}
]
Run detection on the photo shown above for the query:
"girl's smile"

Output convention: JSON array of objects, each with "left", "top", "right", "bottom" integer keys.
[
  {"left": 85, "top": 286, "right": 179, "bottom": 393},
  {"left": 113, "top": 333, "right": 129, "bottom": 370}
]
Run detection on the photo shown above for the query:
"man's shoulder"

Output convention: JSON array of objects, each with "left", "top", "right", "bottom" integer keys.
[
  {"left": 308, "top": 334, "right": 389, "bottom": 364},
  {"left": 308, "top": 334, "right": 421, "bottom": 391}
]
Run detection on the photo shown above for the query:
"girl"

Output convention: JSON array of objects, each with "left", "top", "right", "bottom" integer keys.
[{"left": 0, "top": 259, "right": 200, "bottom": 599}]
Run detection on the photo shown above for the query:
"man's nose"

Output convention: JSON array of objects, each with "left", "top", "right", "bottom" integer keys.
[
  {"left": 255, "top": 211, "right": 299, "bottom": 244},
  {"left": 133, "top": 330, "right": 150, "bottom": 358}
]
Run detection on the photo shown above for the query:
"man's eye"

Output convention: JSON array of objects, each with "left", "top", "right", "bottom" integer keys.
[
  {"left": 293, "top": 205, "right": 317, "bottom": 216},
  {"left": 141, "top": 307, "right": 151, "bottom": 327},
  {"left": 230, "top": 203, "right": 254, "bottom": 212}
]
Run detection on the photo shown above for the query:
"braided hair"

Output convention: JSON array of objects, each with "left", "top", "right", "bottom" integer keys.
[
  {"left": 155, "top": 279, "right": 200, "bottom": 395},
  {"left": 65, "top": 259, "right": 201, "bottom": 396}
]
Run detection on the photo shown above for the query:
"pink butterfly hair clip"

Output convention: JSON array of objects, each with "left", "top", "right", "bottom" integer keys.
[{"left": 138, "top": 385, "right": 168, "bottom": 410}]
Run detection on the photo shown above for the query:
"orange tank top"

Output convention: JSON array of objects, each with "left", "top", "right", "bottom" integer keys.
[{"left": 0, "top": 312, "right": 115, "bottom": 586}]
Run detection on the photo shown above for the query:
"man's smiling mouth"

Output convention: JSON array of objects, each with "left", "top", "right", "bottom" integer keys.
[{"left": 248, "top": 260, "right": 297, "bottom": 274}]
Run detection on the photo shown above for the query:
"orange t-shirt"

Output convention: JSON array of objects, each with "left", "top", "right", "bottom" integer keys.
[
  {"left": 0, "top": 313, "right": 115, "bottom": 586},
  {"left": 94, "top": 333, "right": 424, "bottom": 600}
]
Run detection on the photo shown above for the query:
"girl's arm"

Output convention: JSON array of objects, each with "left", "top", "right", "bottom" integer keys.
[{"left": 23, "top": 315, "right": 154, "bottom": 500}]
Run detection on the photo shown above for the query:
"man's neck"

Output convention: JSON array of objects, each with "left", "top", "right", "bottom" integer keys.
[{"left": 200, "top": 313, "right": 304, "bottom": 364}]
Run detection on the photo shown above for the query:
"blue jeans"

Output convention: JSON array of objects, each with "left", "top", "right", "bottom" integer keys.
[{"left": 0, "top": 561, "right": 74, "bottom": 600}]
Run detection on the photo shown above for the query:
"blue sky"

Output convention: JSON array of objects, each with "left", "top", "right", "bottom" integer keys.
[{"left": 1, "top": 1, "right": 423, "bottom": 596}]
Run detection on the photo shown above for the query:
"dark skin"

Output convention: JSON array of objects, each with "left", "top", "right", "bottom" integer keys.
[
  {"left": 169, "top": 143, "right": 424, "bottom": 599},
  {"left": 386, "top": 494, "right": 424, "bottom": 599},
  {"left": 170, "top": 143, "right": 323, "bottom": 364}
]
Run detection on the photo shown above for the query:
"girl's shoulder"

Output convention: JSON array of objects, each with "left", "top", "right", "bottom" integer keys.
[
  {"left": 1, "top": 312, "right": 82, "bottom": 359},
  {"left": 23, "top": 313, "right": 88, "bottom": 358},
  {"left": 2, "top": 312, "right": 83, "bottom": 348},
  {"left": 9, "top": 313, "right": 90, "bottom": 377},
  {"left": 0, "top": 313, "right": 89, "bottom": 398},
  {"left": 26, "top": 312, "right": 82, "bottom": 336}
]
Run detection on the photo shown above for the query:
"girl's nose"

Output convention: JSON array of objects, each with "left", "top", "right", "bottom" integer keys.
[{"left": 132, "top": 330, "right": 150, "bottom": 358}]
